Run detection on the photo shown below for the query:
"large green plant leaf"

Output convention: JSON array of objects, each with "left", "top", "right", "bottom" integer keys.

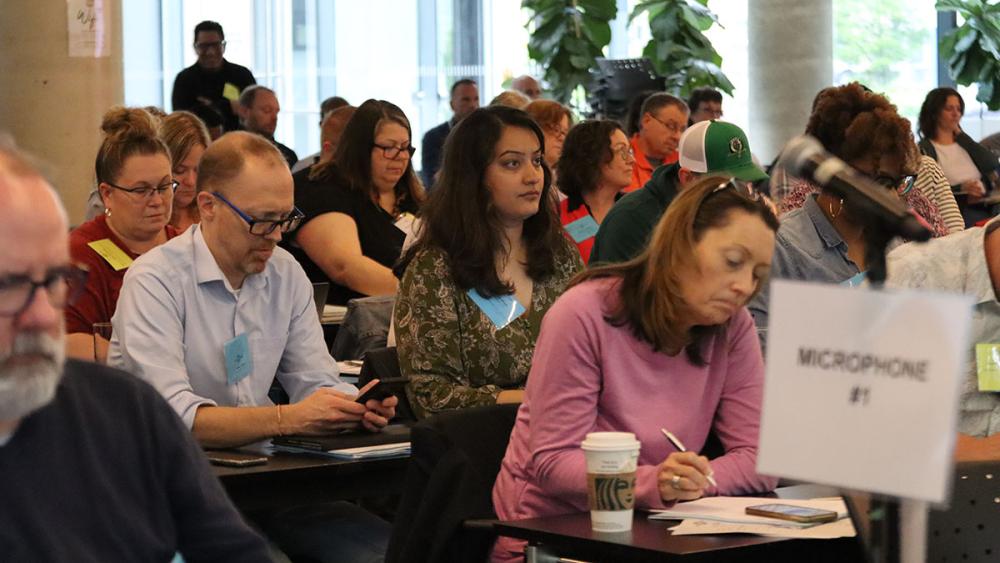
[{"left": 938, "top": 0, "right": 1000, "bottom": 109}]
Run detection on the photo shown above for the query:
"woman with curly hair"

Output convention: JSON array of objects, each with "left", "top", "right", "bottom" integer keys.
[
  {"left": 748, "top": 82, "right": 920, "bottom": 349},
  {"left": 395, "top": 106, "right": 582, "bottom": 418},
  {"left": 555, "top": 119, "right": 634, "bottom": 263}
]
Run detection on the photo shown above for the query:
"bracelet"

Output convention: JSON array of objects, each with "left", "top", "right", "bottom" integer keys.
[{"left": 276, "top": 404, "right": 284, "bottom": 436}]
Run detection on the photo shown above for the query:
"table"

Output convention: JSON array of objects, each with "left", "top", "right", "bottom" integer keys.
[
  {"left": 493, "top": 485, "right": 864, "bottom": 562},
  {"left": 212, "top": 424, "right": 411, "bottom": 514}
]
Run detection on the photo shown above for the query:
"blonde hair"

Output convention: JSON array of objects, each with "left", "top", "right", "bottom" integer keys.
[{"left": 160, "top": 111, "right": 210, "bottom": 169}]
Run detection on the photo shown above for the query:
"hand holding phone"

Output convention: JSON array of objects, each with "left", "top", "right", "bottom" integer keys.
[
  {"left": 745, "top": 503, "right": 838, "bottom": 524},
  {"left": 354, "top": 378, "right": 394, "bottom": 404}
]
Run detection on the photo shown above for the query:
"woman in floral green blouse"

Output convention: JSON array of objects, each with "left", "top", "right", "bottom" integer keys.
[{"left": 395, "top": 106, "right": 583, "bottom": 419}]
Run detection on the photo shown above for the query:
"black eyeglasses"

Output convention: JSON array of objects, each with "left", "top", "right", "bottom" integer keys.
[
  {"left": 105, "top": 180, "right": 178, "bottom": 200},
  {"left": 212, "top": 192, "right": 305, "bottom": 236},
  {"left": 194, "top": 40, "right": 227, "bottom": 52},
  {"left": 0, "top": 265, "right": 88, "bottom": 317},
  {"left": 372, "top": 143, "right": 416, "bottom": 159}
]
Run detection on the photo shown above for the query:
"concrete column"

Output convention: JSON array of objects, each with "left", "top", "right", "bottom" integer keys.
[
  {"left": 748, "top": 0, "right": 832, "bottom": 163},
  {"left": 0, "top": 0, "right": 123, "bottom": 226}
]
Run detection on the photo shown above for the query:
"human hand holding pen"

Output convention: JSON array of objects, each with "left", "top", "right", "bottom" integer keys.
[{"left": 656, "top": 428, "right": 717, "bottom": 502}]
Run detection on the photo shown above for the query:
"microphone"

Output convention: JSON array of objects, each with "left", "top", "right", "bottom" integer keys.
[{"left": 780, "top": 135, "right": 931, "bottom": 242}]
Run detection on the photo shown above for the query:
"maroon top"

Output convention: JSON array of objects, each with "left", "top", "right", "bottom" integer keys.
[{"left": 66, "top": 215, "right": 178, "bottom": 334}]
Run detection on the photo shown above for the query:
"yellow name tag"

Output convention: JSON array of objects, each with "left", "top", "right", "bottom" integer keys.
[
  {"left": 222, "top": 82, "right": 240, "bottom": 101},
  {"left": 975, "top": 343, "right": 1000, "bottom": 391},
  {"left": 87, "top": 239, "right": 133, "bottom": 271}
]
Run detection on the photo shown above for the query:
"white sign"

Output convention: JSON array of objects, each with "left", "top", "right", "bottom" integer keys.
[
  {"left": 67, "top": 0, "right": 110, "bottom": 58},
  {"left": 757, "top": 280, "right": 972, "bottom": 504}
]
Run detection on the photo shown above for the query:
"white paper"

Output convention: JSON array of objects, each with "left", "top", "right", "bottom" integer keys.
[
  {"left": 669, "top": 517, "right": 856, "bottom": 539},
  {"left": 648, "top": 496, "right": 848, "bottom": 527},
  {"left": 759, "top": 280, "right": 972, "bottom": 504},
  {"left": 322, "top": 304, "right": 347, "bottom": 324},
  {"left": 327, "top": 442, "right": 411, "bottom": 460},
  {"left": 336, "top": 360, "right": 363, "bottom": 376},
  {"left": 67, "top": 0, "right": 110, "bottom": 58}
]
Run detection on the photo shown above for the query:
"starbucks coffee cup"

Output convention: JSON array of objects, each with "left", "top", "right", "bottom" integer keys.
[{"left": 581, "top": 431, "right": 641, "bottom": 532}]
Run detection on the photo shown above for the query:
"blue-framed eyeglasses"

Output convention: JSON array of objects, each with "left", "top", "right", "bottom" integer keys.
[{"left": 212, "top": 192, "right": 305, "bottom": 236}]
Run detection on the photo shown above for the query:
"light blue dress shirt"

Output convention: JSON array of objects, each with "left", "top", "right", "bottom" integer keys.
[{"left": 108, "top": 225, "right": 356, "bottom": 429}]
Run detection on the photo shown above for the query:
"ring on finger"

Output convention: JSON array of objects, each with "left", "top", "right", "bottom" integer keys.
[{"left": 671, "top": 474, "right": 682, "bottom": 489}]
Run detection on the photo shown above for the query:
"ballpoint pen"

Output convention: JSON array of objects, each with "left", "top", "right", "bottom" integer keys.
[{"left": 661, "top": 428, "right": 718, "bottom": 488}]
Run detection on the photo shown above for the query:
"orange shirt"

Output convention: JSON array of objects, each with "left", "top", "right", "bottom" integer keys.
[
  {"left": 625, "top": 134, "right": 678, "bottom": 193},
  {"left": 559, "top": 198, "right": 597, "bottom": 264}
]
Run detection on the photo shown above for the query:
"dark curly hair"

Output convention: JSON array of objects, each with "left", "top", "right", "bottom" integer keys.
[
  {"left": 400, "top": 106, "right": 564, "bottom": 296},
  {"left": 917, "top": 87, "right": 963, "bottom": 140},
  {"left": 805, "top": 82, "right": 918, "bottom": 175},
  {"left": 556, "top": 119, "right": 623, "bottom": 202}
]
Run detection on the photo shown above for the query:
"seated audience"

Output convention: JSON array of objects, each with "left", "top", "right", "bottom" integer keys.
[
  {"left": 918, "top": 87, "right": 999, "bottom": 227},
  {"left": 284, "top": 100, "right": 423, "bottom": 305},
  {"left": 422, "top": 78, "right": 479, "bottom": 187},
  {"left": 511, "top": 74, "right": 542, "bottom": 100},
  {"left": 687, "top": 86, "right": 724, "bottom": 125},
  {"left": 161, "top": 110, "right": 212, "bottom": 232},
  {"left": 109, "top": 131, "right": 396, "bottom": 563},
  {"left": 592, "top": 120, "right": 767, "bottom": 264},
  {"left": 556, "top": 119, "right": 634, "bottom": 263},
  {"left": 915, "top": 154, "right": 964, "bottom": 234},
  {"left": 748, "top": 83, "right": 919, "bottom": 349},
  {"left": 489, "top": 90, "right": 531, "bottom": 109},
  {"left": 491, "top": 175, "right": 781, "bottom": 561},
  {"left": 395, "top": 106, "right": 582, "bottom": 419},
  {"left": 627, "top": 93, "right": 688, "bottom": 192},
  {"left": 0, "top": 140, "right": 270, "bottom": 562},
  {"left": 239, "top": 85, "right": 298, "bottom": 167},
  {"left": 66, "top": 107, "right": 179, "bottom": 360},
  {"left": 524, "top": 99, "right": 572, "bottom": 189},
  {"left": 887, "top": 219, "right": 1000, "bottom": 461}
]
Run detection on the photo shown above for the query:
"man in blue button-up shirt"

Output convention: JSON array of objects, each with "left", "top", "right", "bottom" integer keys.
[{"left": 109, "top": 131, "right": 396, "bottom": 449}]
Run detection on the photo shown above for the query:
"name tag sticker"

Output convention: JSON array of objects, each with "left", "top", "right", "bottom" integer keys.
[
  {"left": 975, "top": 343, "right": 1000, "bottom": 391},
  {"left": 224, "top": 333, "right": 253, "bottom": 386},
  {"left": 87, "top": 239, "right": 133, "bottom": 271},
  {"left": 841, "top": 271, "right": 867, "bottom": 288},
  {"left": 222, "top": 82, "right": 241, "bottom": 101},
  {"left": 467, "top": 289, "right": 526, "bottom": 330},
  {"left": 564, "top": 214, "right": 599, "bottom": 243}
]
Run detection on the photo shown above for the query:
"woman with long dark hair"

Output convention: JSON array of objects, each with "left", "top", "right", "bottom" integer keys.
[{"left": 395, "top": 106, "right": 582, "bottom": 419}]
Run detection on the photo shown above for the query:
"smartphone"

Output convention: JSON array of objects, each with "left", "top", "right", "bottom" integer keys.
[
  {"left": 355, "top": 380, "right": 394, "bottom": 404},
  {"left": 206, "top": 452, "right": 268, "bottom": 468},
  {"left": 745, "top": 503, "right": 838, "bottom": 524}
]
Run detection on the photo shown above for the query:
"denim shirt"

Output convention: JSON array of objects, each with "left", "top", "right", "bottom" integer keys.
[{"left": 748, "top": 194, "right": 861, "bottom": 352}]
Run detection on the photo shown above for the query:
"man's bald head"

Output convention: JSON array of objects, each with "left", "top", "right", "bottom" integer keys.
[
  {"left": 512, "top": 75, "right": 541, "bottom": 100},
  {"left": 319, "top": 105, "right": 356, "bottom": 164},
  {"left": 197, "top": 131, "right": 287, "bottom": 197}
]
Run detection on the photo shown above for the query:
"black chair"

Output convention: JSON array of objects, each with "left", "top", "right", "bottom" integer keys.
[
  {"left": 926, "top": 460, "right": 1000, "bottom": 562},
  {"left": 385, "top": 403, "right": 520, "bottom": 563}
]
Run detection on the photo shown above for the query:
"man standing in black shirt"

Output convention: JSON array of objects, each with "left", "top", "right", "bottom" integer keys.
[
  {"left": 0, "top": 141, "right": 271, "bottom": 562},
  {"left": 420, "top": 78, "right": 479, "bottom": 188},
  {"left": 239, "top": 85, "right": 299, "bottom": 168},
  {"left": 172, "top": 20, "right": 256, "bottom": 133}
]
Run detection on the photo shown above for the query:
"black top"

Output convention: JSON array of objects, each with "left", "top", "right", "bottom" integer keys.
[
  {"left": 172, "top": 59, "right": 256, "bottom": 132},
  {"left": 285, "top": 167, "right": 417, "bottom": 306},
  {"left": 272, "top": 138, "right": 299, "bottom": 168},
  {"left": 420, "top": 120, "right": 451, "bottom": 189},
  {"left": 0, "top": 360, "right": 270, "bottom": 562}
]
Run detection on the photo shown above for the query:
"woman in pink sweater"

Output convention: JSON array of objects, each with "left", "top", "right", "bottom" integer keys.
[{"left": 491, "top": 175, "right": 782, "bottom": 561}]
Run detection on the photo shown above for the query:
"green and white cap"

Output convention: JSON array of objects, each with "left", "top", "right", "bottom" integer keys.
[{"left": 678, "top": 120, "right": 768, "bottom": 182}]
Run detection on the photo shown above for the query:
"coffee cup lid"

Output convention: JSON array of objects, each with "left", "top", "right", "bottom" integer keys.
[{"left": 581, "top": 431, "right": 640, "bottom": 451}]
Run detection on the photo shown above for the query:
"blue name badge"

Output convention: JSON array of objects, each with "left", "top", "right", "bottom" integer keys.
[
  {"left": 223, "top": 333, "right": 253, "bottom": 386},
  {"left": 840, "top": 271, "right": 867, "bottom": 288},
  {"left": 467, "top": 289, "right": 526, "bottom": 330},
  {"left": 564, "top": 214, "right": 600, "bottom": 243}
]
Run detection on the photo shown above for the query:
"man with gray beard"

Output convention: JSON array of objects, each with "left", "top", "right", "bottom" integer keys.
[{"left": 0, "top": 142, "right": 271, "bottom": 562}]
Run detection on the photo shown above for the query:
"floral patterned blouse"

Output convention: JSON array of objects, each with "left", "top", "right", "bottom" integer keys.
[{"left": 395, "top": 240, "right": 583, "bottom": 418}]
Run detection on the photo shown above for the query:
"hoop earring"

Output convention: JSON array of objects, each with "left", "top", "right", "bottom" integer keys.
[{"left": 828, "top": 198, "right": 843, "bottom": 220}]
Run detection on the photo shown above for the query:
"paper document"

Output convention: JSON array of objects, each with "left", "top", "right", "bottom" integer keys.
[
  {"left": 336, "top": 360, "right": 363, "bottom": 376},
  {"left": 327, "top": 442, "right": 411, "bottom": 460},
  {"left": 648, "top": 497, "right": 848, "bottom": 528},
  {"left": 322, "top": 305, "right": 347, "bottom": 324},
  {"left": 669, "top": 517, "right": 856, "bottom": 539}
]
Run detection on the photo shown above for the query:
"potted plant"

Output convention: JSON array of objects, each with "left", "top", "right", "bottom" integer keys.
[{"left": 936, "top": 0, "right": 1000, "bottom": 109}]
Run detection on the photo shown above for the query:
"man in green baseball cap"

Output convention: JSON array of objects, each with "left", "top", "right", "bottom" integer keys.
[{"left": 591, "top": 120, "right": 768, "bottom": 264}]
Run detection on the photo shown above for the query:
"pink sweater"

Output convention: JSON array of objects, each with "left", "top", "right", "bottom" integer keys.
[{"left": 491, "top": 278, "right": 778, "bottom": 561}]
